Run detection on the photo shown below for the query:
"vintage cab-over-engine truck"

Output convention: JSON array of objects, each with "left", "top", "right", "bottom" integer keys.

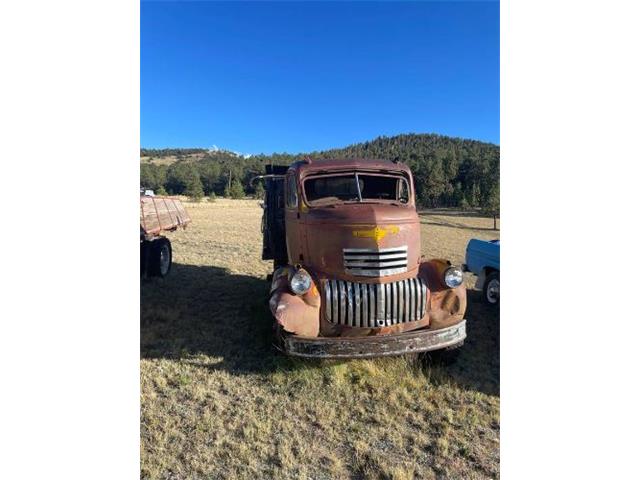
[{"left": 260, "top": 158, "right": 467, "bottom": 358}]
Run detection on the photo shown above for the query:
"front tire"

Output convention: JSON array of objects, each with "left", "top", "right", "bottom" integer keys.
[
  {"left": 147, "top": 237, "right": 172, "bottom": 278},
  {"left": 483, "top": 271, "right": 500, "bottom": 305}
]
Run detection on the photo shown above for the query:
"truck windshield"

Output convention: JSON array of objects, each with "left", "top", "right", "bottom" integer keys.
[{"left": 304, "top": 173, "right": 409, "bottom": 206}]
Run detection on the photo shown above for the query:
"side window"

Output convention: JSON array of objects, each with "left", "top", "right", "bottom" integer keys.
[
  {"left": 398, "top": 178, "right": 409, "bottom": 203},
  {"left": 286, "top": 174, "right": 298, "bottom": 208}
]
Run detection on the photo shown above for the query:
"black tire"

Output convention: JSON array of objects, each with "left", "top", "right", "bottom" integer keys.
[
  {"left": 272, "top": 323, "right": 288, "bottom": 356},
  {"left": 421, "top": 341, "right": 464, "bottom": 367},
  {"left": 483, "top": 271, "right": 500, "bottom": 305},
  {"left": 147, "top": 237, "right": 172, "bottom": 278}
]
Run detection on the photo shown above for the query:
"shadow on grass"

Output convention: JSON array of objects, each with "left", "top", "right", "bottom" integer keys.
[
  {"left": 141, "top": 263, "right": 286, "bottom": 374},
  {"left": 426, "top": 289, "right": 500, "bottom": 396},
  {"left": 417, "top": 209, "right": 499, "bottom": 232},
  {"left": 417, "top": 208, "right": 494, "bottom": 217},
  {"left": 141, "top": 263, "right": 499, "bottom": 395},
  {"left": 419, "top": 218, "right": 499, "bottom": 232}
]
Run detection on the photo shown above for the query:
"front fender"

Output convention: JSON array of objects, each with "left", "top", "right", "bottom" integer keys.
[
  {"left": 418, "top": 258, "right": 467, "bottom": 330},
  {"left": 269, "top": 266, "right": 321, "bottom": 337}
]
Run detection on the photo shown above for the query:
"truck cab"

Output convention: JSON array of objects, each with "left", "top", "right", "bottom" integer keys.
[{"left": 261, "top": 158, "right": 467, "bottom": 358}]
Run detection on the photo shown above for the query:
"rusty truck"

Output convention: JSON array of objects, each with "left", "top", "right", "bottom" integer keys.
[{"left": 259, "top": 158, "right": 467, "bottom": 359}]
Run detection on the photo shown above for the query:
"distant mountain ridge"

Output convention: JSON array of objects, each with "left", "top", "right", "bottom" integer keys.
[
  {"left": 140, "top": 133, "right": 499, "bottom": 209},
  {"left": 141, "top": 133, "right": 498, "bottom": 159}
]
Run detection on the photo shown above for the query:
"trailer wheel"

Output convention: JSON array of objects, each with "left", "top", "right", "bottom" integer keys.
[
  {"left": 483, "top": 271, "right": 500, "bottom": 305},
  {"left": 148, "top": 237, "right": 172, "bottom": 278}
]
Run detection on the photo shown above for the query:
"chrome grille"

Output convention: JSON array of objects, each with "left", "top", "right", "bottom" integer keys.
[
  {"left": 324, "top": 278, "right": 427, "bottom": 327},
  {"left": 343, "top": 246, "right": 408, "bottom": 277}
]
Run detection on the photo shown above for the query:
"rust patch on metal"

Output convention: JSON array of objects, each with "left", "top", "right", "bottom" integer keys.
[{"left": 281, "top": 321, "right": 466, "bottom": 359}]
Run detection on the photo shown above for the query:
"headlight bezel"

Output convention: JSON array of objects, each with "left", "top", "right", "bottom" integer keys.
[{"left": 443, "top": 265, "right": 464, "bottom": 288}]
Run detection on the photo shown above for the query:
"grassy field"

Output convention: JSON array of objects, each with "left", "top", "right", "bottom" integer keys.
[{"left": 141, "top": 199, "right": 500, "bottom": 479}]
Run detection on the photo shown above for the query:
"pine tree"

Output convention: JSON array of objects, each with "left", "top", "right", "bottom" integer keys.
[
  {"left": 229, "top": 179, "right": 245, "bottom": 199},
  {"left": 481, "top": 186, "right": 500, "bottom": 230},
  {"left": 254, "top": 181, "right": 265, "bottom": 199},
  {"left": 185, "top": 174, "right": 204, "bottom": 202},
  {"left": 469, "top": 184, "right": 481, "bottom": 208}
]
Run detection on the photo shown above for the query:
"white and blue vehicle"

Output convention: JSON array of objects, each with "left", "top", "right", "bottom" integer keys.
[{"left": 464, "top": 239, "right": 500, "bottom": 305}]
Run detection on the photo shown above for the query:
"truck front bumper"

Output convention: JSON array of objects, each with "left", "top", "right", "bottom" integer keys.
[{"left": 280, "top": 320, "right": 466, "bottom": 359}]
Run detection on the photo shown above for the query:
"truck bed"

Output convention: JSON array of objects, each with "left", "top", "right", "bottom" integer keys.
[{"left": 140, "top": 196, "right": 191, "bottom": 236}]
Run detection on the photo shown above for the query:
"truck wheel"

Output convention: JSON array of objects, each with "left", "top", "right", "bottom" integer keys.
[
  {"left": 147, "top": 237, "right": 172, "bottom": 278},
  {"left": 483, "top": 271, "right": 500, "bottom": 305}
]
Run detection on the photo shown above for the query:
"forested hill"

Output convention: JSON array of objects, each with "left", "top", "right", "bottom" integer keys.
[{"left": 140, "top": 133, "right": 499, "bottom": 209}]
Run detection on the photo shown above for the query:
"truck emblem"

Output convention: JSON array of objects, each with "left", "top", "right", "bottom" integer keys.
[{"left": 352, "top": 225, "right": 399, "bottom": 244}]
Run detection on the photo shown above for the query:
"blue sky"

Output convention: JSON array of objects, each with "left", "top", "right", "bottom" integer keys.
[{"left": 141, "top": 1, "right": 499, "bottom": 153}]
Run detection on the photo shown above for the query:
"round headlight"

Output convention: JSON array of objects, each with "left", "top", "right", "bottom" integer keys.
[
  {"left": 290, "top": 269, "right": 312, "bottom": 295},
  {"left": 444, "top": 266, "right": 463, "bottom": 288}
]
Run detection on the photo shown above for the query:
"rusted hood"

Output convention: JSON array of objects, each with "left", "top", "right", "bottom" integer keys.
[
  {"left": 305, "top": 203, "right": 417, "bottom": 225},
  {"left": 302, "top": 204, "right": 420, "bottom": 281}
]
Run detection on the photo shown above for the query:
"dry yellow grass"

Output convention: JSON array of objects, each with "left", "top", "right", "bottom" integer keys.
[{"left": 141, "top": 199, "right": 500, "bottom": 479}]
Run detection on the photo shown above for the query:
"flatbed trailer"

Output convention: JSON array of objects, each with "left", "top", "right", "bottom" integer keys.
[{"left": 140, "top": 195, "right": 191, "bottom": 277}]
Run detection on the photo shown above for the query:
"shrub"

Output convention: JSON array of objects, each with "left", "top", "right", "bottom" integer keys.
[
  {"left": 185, "top": 175, "right": 204, "bottom": 202},
  {"left": 228, "top": 180, "right": 245, "bottom": 199},
  {"left": 254, "top": 181, "right": 265, "bottom": 199}
]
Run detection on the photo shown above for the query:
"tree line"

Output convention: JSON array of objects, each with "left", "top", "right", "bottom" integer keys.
[
  {"left": 140, "top": 133, "right": 499, "bottom": 214},
  {"left": 141, "top": 148, "right": 207, "bottom": 158}
]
